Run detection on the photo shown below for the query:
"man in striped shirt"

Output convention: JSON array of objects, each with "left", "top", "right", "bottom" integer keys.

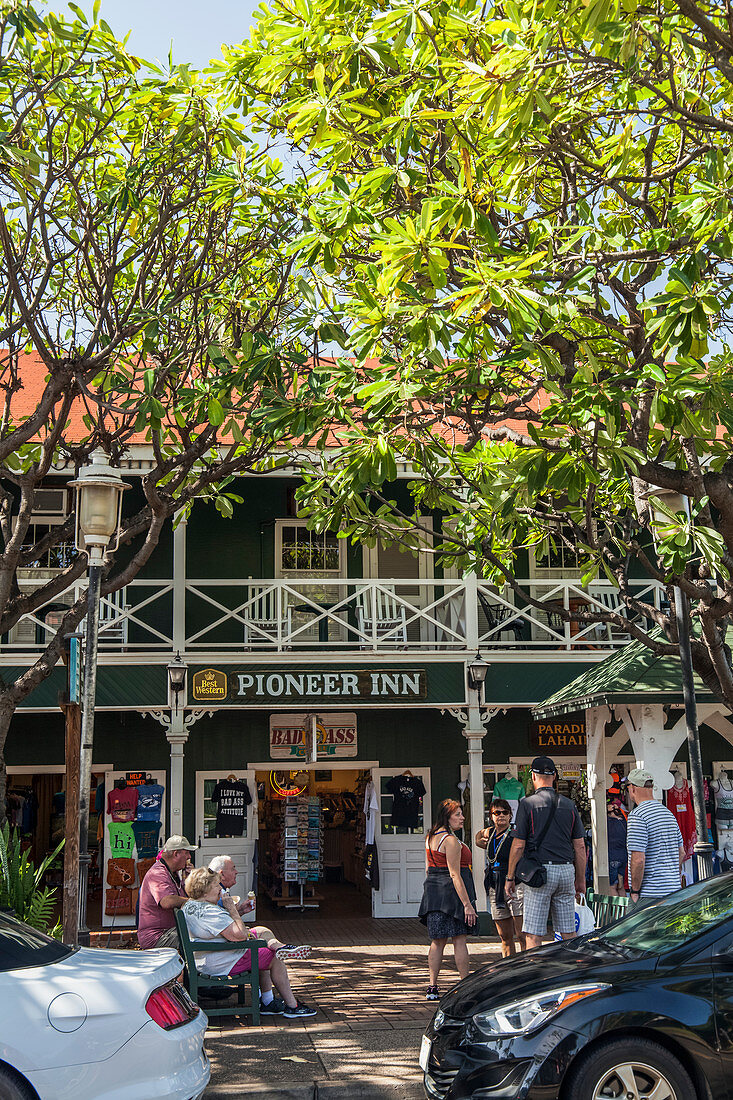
[{"left": 626, "top": 768, "right": 684, "bottom": 905}]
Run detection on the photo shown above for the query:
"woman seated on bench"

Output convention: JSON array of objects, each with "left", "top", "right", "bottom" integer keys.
[{"left": 183, "top": 868, "right": 316, "bottom": 1018}]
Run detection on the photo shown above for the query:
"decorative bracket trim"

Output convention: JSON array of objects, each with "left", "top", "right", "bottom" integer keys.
[
  {"left": 141, "top": 707, "right": 215, "bottom": 739},
  {"left": 441, "top": 705, "right": 506, "bottom": 728}
]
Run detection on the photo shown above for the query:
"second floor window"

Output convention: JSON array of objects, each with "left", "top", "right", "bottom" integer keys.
[{"left": 276, "top": 521, "right": 344, "bottom": 577}]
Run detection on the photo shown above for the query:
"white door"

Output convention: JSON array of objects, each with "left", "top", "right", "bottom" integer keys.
[
  {"left": 371, "top": 767, "right": 431, "bottom": 917},
  {"left": 195, "top": 770, "right": 258, "bottom": 923}
]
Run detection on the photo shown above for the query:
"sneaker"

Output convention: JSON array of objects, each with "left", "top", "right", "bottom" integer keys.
[
  {"left": 282, "top": 1001, "right": 317, "bottom": 1018},
  {"left": 259, "top": 996, "right": 286, "bottom": 1015},
  {"left": 276, "top": 943, "right": 313, "bottom": 962},
  {"left": 426, "top": 986, "right": 440, "bottom": 1001}
]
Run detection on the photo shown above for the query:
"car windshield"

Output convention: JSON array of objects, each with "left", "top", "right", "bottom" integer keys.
[
  {"left": 591, "top": 874, "right": 733, "bottom": 956},
  {"left": 0, "top": 910, "right": 74, "bottom": 971}
]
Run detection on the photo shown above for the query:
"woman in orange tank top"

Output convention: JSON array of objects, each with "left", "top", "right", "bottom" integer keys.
[{"left": 418, "top": 799, "right": 477, "bottom": 1001}]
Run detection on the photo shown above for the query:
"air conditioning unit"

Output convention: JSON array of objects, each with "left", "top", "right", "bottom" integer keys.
[{"left": 32, "top": 487, "right": 68, "bottom": 520}]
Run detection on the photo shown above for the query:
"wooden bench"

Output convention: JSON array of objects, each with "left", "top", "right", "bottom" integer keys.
[
  {"left": 174, "top": 908, "right": 267, "bottom": 1022},
  {"left": 587, "top": 889, "right": 631, "bottom": 928}
]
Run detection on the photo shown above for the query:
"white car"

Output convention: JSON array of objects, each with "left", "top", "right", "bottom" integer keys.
[{"left": 0, "top": 910, "right": 210, "bottom": 1100}]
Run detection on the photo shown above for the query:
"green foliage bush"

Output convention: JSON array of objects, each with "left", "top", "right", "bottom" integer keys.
[{"left": 0, "top": 824, "right": 63, "bottom": 938}]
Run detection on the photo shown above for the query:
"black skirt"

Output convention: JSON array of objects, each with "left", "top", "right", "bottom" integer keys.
[{"left": 418, "top": 867, "right": 478, "bottom": 937}]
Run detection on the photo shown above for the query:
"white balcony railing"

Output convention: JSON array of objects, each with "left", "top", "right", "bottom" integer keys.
[{"left": 0, "top": 576, "right": 665, "bottom": 656}]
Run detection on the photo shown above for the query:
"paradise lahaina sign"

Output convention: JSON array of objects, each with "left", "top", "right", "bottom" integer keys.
[{"left": 529, "top": 712, "right": 586, "bottom": 754}]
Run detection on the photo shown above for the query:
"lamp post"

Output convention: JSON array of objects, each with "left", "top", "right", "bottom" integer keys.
[
  {"left": 70, "top": 449, "right": 128, "bottom": 944},
  {"left": 645, "top": 484, "right": 714, "bottom": 881},
  {"left": 466, "top": 652, "right": 489, "bottom": 916}
]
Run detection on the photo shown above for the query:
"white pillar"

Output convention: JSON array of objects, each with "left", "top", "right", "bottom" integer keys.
[
  {"left": 167, "top": 710, "right": 188, "bottom": 837},
  {"left": 585, "top": 706, "right": 610, "bottom": 891},
  {"left": 463, "top": 572, "right": 480, "bottom": 652},
  {"left": 465, "top": 726, "right": 487, "bottom": 911},
  {"left": 172, "top": 515, "right": 187, "bottom": 654}
]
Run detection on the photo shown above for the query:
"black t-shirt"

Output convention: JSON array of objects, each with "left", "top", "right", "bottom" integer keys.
[
  {"left": 386, "top": 775, "right": 426, "bottom": 828},
  {"left": 212, "top": 780, "right": 252, "bottom": 837},
  {"left": 513, "top": 789, "right": 583, "bottom": 864}
]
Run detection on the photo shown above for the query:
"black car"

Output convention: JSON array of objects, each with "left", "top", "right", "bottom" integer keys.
[{"left": 421, "top": 874, "right": 733, "bottom": 1100}]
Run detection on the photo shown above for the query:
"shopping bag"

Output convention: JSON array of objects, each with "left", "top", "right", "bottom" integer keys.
[
  {"left": 576, "top": 896, "right": 596, "bottom": 935},
  {"left": 554, "top": 896, "right": 596, "bottom": 939}
]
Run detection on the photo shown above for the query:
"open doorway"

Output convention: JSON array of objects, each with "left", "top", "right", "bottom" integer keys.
[{"left": 255, "top": 766, "right": 373, "bottom": 918}]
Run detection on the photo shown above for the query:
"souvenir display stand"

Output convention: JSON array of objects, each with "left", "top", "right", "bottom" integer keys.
[{"left": 102, "top": 769, "right": 166, "bottom": 928}]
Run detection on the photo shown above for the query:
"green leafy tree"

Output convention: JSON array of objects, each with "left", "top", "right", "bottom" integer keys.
[
  {"left": 0, "top": 1, "right": 316, "bottom": 818},
  {"left": 227, "top": 0, "right": 733, "bottom": 706}
]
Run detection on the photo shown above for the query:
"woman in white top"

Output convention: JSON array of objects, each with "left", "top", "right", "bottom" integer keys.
[{"left": 183, "top": 867, "right": 315, "bottom": 1018}]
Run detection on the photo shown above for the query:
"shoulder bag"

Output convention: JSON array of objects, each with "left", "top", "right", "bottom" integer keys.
[{"left": 515, "top": 792, "right": 559, "bottom": 888}]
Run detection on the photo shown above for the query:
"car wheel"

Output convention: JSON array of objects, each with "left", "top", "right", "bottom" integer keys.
[
  {"left": 0, "top": 1066, "right": 37, "bottom": 1100},
  {"left": 565, "top": 1037, "right": 696, "bottom": 1100}
]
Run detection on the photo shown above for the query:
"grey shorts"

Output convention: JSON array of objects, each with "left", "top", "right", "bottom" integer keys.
[
  {"left": 489, "top": 884, "right": 524, "bottom": 921},
  {"left": 152, "top": 926, "right": 181, "bottom": 951},
  {"left": 522, "top": 864, "right": 575, "bottom": 936}
]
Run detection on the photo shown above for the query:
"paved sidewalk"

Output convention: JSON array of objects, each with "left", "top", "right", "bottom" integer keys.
[{"left": 203, "top": 918, "right": 503, "bottom": 1099}]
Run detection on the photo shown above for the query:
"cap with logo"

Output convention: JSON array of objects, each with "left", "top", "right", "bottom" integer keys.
[
  {"left": 627, "top": 768, "right": 654, "bottom": 787},
  {"left": 160, "top": 834, "right": 198, "bottom": 852},
  {"left": 531, "top": 755, "right": 557, "bottom": 776}
]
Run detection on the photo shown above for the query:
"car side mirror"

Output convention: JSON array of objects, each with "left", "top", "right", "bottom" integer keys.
[{"left": 712, "top": 942, "right": 733, "bottom": 967}]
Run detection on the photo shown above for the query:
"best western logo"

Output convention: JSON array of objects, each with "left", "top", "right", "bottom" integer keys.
[{"left": 192, "top": 668, "right": 227, "bottom": 701}]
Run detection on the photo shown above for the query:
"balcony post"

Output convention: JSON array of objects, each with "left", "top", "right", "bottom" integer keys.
[
  {"left": 172, "top": 514, "right": 187, "bottom": 653},
  {"left": 463, "top": 573, "right": 479, "bottom": 651}
]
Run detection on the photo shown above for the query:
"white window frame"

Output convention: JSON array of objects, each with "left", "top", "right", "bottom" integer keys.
[{"left": 275, "top": 519, "right": 346, "bottom": 579}]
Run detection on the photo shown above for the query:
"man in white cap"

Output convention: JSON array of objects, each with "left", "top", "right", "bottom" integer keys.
[
  {"left": 627, "top": 768, "right": 685, "bottom": 906},
  {"left": 137, "top": 835, "right": 197, "bottom": 950}
]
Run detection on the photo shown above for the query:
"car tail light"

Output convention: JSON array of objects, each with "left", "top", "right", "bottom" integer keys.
[{"left": 146, "top": 979, "right": 199, "bottom": 1030}]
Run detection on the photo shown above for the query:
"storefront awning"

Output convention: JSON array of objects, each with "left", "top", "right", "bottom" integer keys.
[{"left": 532, "top": 629, "right": 717, "bottom": 720}]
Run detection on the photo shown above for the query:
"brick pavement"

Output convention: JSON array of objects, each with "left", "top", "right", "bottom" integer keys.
[{"left": 203, "top": 917, "right": 503, "bottom": 1099}]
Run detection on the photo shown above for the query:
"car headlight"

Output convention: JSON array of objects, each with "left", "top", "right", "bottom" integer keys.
[
  {"left": 473, "top": 984, "right": 610, "bottom": 1037},
  {"left": 433, "top": 1009, "right": 445, "bottom": 1030}
]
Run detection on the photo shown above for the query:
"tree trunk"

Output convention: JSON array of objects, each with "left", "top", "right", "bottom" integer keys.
[{"left": 0, "top": 695, "right": 17, "bottom": 826}]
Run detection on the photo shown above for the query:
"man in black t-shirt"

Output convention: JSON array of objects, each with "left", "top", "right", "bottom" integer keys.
[{"left": 506, "top": 756, "right": 586, "bottom": 949}]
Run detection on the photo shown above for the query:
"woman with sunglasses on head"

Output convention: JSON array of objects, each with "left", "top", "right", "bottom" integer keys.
[
  {"left": 476, "top": 799, "right": 526, "bottom": 957},
  {"left": 418, "top": 799, "right": 478, "bottom": 1001}
]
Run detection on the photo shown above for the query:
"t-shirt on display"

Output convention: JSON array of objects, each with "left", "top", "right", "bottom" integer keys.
[
  {"left": 107, "top": 821, "right": 135, "bottom": 858},
  {"left": 131, "top": 819, "right": 162, "bottom": 859},
  {"left": 212, "top": 779, "right": 252, "bottom": 837},
  {"left": 135, "top": 784, "right": 165, "bottom": 821},
  {"left": 107, "top": 786, "right": 138, "bottom": 822},
  {"left": 385, "top": 774, "right": 426, "bottom": 828},
  {"left": 513, "top": 788, "right": 584, "bottom": 864}
]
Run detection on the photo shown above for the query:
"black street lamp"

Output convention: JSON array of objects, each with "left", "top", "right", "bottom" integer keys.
[
  {"left": 467, "top": 651, "right": 489, "bottom": 697},
  {"left": 645, "top": 485, "right": 714, "bottom": 881},
  {"left": 70, "top": 449, "right": 128, "bottom": 944}
]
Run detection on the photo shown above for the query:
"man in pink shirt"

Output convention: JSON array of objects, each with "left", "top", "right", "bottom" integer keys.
[{"left": 137, "top": 835, "right": 196, "bottom": 949}]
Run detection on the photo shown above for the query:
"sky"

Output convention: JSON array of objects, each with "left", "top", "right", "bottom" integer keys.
[{"left": 75, "top": 0, "right": 260, "bottom": 68}]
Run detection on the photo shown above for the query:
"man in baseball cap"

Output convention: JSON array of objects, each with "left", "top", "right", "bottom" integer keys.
[
  {"left": 627, "top": 769, "right": 684, "bottom": 906},
  {"left": 138, "top": 835, "right": 198, "bottom": 950},
  {"left": 507, "top": 754, "right": 586, "bottom": 949},
  {"left": 530, "top": 756, "right": 557, "bottom": 776}
]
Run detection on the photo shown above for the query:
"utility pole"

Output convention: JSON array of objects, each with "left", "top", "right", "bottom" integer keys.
[{"left": 61, "top": 633, "right": 82, "bottom": 944}]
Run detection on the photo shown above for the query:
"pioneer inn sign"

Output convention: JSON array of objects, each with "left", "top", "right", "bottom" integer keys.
[{"left": 192, "top": 666, "right": 430, "bottom": 705}]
